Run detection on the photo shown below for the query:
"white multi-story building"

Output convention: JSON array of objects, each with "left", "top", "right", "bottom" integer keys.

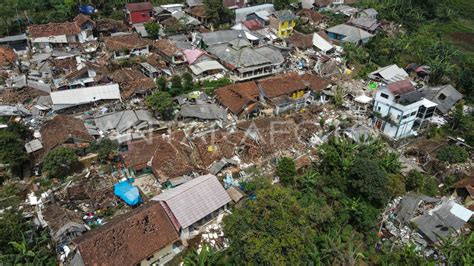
[{"left": 373, "top": 80, "right": 437, "bottom": 140}]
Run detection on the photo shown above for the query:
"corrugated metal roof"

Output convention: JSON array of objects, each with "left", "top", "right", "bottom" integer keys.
[
  {"left": 189, "top": 60, "right": 225, "bottom": 75},
  {"left": 312, "top": 32, "right": 334, "bottom": 52},
  {"left": 25, "top": 139, "right": 43, "bottom": 153},
  {"left": 326, "top": 24, "right": 373, "bottom": 42},
  {"left": 422, "top": 84, "right": 462, "bottom": 114},
  {"left": 235, "top": 4, "right": 274, "bottom": 22},
  {"left": 370, "top": 64, "right": 408, "bottom": 83},
  {"left": 152, "top": 174, "right": 231, "bottom": 229},
  {"left": 51, "top": 84, "right": 121, "bottom": 110}
]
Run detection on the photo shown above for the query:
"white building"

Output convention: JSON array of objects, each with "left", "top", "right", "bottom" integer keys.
[{"left": 373, "top": 80, "right": 437, "bottom": 140}]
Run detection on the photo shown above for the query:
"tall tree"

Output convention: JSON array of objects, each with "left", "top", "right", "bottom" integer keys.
[{"left": 223, "top": 186, "right": 316, "bottom": 264}]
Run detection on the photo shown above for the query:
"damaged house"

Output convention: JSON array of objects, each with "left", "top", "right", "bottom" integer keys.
[
  {"left": 421, "top": 84, "right": 463, "bottom": 115},
  {"left": 183, "top": 49, "right": 226, "bottom": 79},
  {"left": 93, "top": 109, "right": 159, "bottom": 135},
  {"left": 32, "top": 115, "right": 94, "bottom": 164},
  {"left": 153, "top": 39, "right": 186, "bottom": 66},
  {"left": 215, "top": 81, "right": 261, "bottom": 117},
  {"left": 206, "top": 35, "right": 284, "bottom": 81},
  {"left": 123, "top": 132, "right": 198, "bottom": 182},
  {"left": 27, "top": 15, "right": 95, "bottom": 51},
  {"left": 152, "top": 174, "right": 231, "bottom": 240},
  {"left": 257, "top": 72, "right": 331, "bottom": 115},
  {"left": 50, "top": 84, "right": 121, "bottom": 112},
  {"left": 325, "top": 24, "right": 373, "bottom": 44},
  {"left": 111, "top": 69, "right": 157, "bottom": 99},
  {"left": 103, "top": 33, "right": 150, "bottom": 60},
  {"left": 70, "top": 202, "right": 181, "bottom": 266},
  {"left": 372, "top": 80, "right": 437, "bottom": 140}
]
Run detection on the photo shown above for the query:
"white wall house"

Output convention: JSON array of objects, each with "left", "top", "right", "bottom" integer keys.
[{"left": 373, "top": 83, "right": 437, "bottom": 140}]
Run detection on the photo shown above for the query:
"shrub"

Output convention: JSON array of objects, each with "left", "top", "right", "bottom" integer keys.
[
  {"left": 437, "top": 145, "right": 469, "bottom": 164},
  {"left": 43, "top": 147, "right": 79, "bottom": 179}
]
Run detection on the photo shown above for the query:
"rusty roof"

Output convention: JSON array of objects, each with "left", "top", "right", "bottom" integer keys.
[
  {"left": 104, "top": 33, "right": 150, "bottom": 52},
  {"left": 28, "top": 22, "right": 82, "bottom": 38},
  {"left": 73, "top": 202, "right": 179, "bottom": 266},
  {"left": 215, "top": 81, "right": 259, "bottom": 115},
  {"left": 126, "top": 2, "right": 153, "bottom": 12}
]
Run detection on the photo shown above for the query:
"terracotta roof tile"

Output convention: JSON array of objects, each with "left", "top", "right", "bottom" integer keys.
[
  {"left": 0, "top": 46, "right": 16, "bottom": 66},
  {"left": 124, "top": 132, "right": 198, "bottom": 181},
  {"left": 287, "top": 31, "right": 313, "bottom": 49},
  {"left": 297, "top": 9, "right": 326, "bottom": 23},
  {"left": 74, "top": 14, "right": 95, "bottom": 27},
  {"left": 154, "top": 39, "right": 182, "bottom": 57},
  {"left": 215, "top": 81, "right": 259, "bottom": 115},
  {"left": 104, "top": 33, "right": 151, "bottom": 52},
  {"left": 35, "top": 115, "right": 93, "bottom": 163},
  {"left": 111, "top": 69, "right": 156, "bottom": 99},
  {"left": 73, "top": 202, "right": 179, "bottom": 266},
  {"left": 387, "top": 80, "right": 415, "bottom": 96},
  {"left": 28, "top": 22, "right": 81, "bottom": 38}
]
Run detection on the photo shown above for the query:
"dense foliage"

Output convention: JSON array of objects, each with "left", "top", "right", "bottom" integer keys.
[
  {"left": 0, "top": 210, "right": 55, "bottom": 265},
  {"left": 222, "top": 137, "right": 423, "bottom": 264},
  {"left": 42, "top": 147, "right": 79, "bottom": 179},
  {"left": 146, "top": 91, "right": 176, "bottom": 120},
  {"left": 87, "top": 139, "right": 119, "bottom": 162},
  {"left": 0, "top": 123, "right": 30, "bottom": 178},
  {"left": 436, "top": 145, "right": 469, "bottom": 164}
]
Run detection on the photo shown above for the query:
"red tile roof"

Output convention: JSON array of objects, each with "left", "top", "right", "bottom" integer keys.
[
  {"left": 73, "top": 202, "right": 179, "bottom": 266},
  {"left": 28, "top": 22, "right": 81, "bottom": 38},
  {"left": 243, "top": 20, "right": 263, "bottom": 31},
  {"left": 215, "top": 81, "right": 260, "bottom": 115},
  {"left": 188, "top": 5, "right": 208, "bottom": 18},
  {"left": 103, "top": 33, "right": 150, "bottom": 51},
  {"left": 387, "top": 80, "right": 415, "bottom": 96},
  {"left": 297, "top": 9, "right": 326, "bottom": 23},
  {"left": 258, "top": 73, "right": 305, "bottom": 99},
  {"left": 126, "top": 2, "right": 153, "bottom": 12}
]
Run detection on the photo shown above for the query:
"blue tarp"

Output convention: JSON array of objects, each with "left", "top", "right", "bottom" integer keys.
[
  {"left": 79, "top": 5, "right": 95, "bottom": 15},
  {"left": 114, "top": 181, "right": 142, "bottom": 206}
]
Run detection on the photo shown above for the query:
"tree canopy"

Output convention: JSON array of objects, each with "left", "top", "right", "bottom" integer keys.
[
  {"left": 42, "top": 147, "right": 79, "bottom": 179},
  {"left": 146, "top": 91, "right": 176, "bottom": 120}
]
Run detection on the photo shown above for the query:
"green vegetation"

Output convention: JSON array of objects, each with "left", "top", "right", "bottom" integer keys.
[
  {"left": 146, "top": 91, "right": 176, "bottom": 120},
  {"left": 144, "top": 21, "right": 160, "bottom": 39},
  {"left": 42, "top": 147, "right": 79, "bottom": 179},
  {"left": 0, "top": 209, "right": 55, "bottom": 265},
  {"left": 87, "top": 139, "right": 119, "bottom": 162},
  {"left": 437, "top": 145, "right": 469, "bottom": 164},
  {"left": 0, "top": 123, "right": 30, "bottom": 178},
  {"left": 405, "top": 170, "right": 438, "bottom": 196},
  {"left": 204, "top": 0, "right": 234, "bottom": 25},
  {"left": 182, "top": 244, "right": 223, "bottom": 266},
  {"left": 222, "top": 137, "right": 419, "bottom": 264},
  {"left": 275, "top": 157, "right": 297, "bottom": 185},
  {"left": 345, "top": 0, "right": 474, "bottom": 98}
]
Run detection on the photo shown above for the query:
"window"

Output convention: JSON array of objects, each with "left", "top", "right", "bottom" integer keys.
[
  {"left": 377, "top": 106, "right": 381, "bottom": 112},
  {"left": 438, "top": 93, "right": 447, "bottom": 100},
  {"left": 380, "top": 93, "right": 389, "bottom": 99},
  {"left": 411, "top": 111, "right": 417, "bottom": 117}
]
